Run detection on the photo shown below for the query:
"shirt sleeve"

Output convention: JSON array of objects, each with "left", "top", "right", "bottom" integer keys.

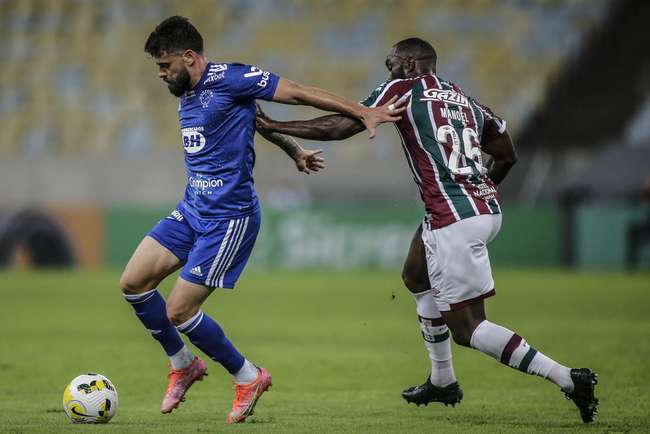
[
  {"left": 472, "top": 98, "right": 507, "bottom": 142},
  {"left": 360, "top": 79, "right": 405, "bottom": 108},
  {"left": 225, "top": 63, "right": 280, "bottom": 101}
]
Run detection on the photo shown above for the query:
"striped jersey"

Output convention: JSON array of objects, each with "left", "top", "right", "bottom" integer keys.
[{"left": 361, "top": 74, "right": 506, "bottom": 229}]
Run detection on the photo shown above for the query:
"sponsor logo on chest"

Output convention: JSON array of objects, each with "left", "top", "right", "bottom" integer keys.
[
  {"left": 181, "top": 126, "right": 206, "bottom": 154},
  {"left": 188, "top": 175, "right": 224, "bottom": 196},
  {"left": 420, "top": 88, "right": 469, "bottom": 107}
]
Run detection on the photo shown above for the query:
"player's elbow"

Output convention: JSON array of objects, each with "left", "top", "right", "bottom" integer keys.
[
  {"left": 290, "top": 84, "right": 312, "bottom": 106},
  {"left": 322, "top": 117, "right": 364, "bottom": 141},
  {"left": 503, "top": 151, "right": 518, "bottom": 167},
  {"left": 492, "top": 146, "right": 518, "bottom": 168},
  {"left": 501, "top": 134, "right": 518, "bottom": 166}
]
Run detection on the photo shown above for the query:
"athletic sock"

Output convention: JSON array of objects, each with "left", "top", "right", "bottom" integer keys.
[
  {"left": 123, "top": 289, "right": 185, "bottom": 357},
  {"left": 169, "top": 345, "right": 195, "bottom": 370},
  {"left": 470, "top": 320, "right": 574, "bottom": 392},
  {"left": 413, "top": 289, "right": 457, "bottom": 387},
  {"left": 234, "top": 359, "right": 259, "bottom": 384},
  {"left": 176, "top": 310, "right": 245, "bottom": 375}
]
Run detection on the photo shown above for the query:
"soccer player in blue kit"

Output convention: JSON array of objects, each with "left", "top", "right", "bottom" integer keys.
[{"left": 119, "top": 16, "right": 403, "bottom": 424}]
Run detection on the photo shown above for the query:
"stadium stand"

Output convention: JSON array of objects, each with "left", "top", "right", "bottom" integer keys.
[
  {"left": 0, "top": 0, "right": 608, "bottom": 163},
  {"left": 3, "top": 0, "right": 648, "bottom": 270}
]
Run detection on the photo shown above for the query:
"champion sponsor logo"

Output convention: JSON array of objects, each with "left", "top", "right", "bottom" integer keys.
[
  {"left": 420, "top": 88, "right": 469, "bottom": 107},
  {"left": 204, "top": 64, "right": 227, "bottom": 84},
  {"left": 188, "top": 175, "right": 224, "bottom": 191},
  {"left": 189, "top": 266, "right": 202, "bottom": 277},
  {"left": 199, "top": 89, "right": 213, "bottom": 108},
  {"left": 166, "top": 209, "right": 184, "bottom": 221},
  {"left": 181, "top": 126, "right": 206, "bottom": 154}
]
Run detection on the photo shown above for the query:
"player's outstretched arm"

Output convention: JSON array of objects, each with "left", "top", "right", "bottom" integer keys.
[
  {"left": 254, "top": 115, "right": 326, "bottom": 175},
  {"left": 481, "top": 130, "right": 518, "bottom": 185},
  {"left": 271, "top": 78, "right": 404, "bottom": 138},
  {"left": 256, "top": 104, "right": 365, "bottom": 141}
]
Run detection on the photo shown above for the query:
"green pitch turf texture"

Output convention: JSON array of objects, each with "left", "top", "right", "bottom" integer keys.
[{"left": 1, "top": 269, "right": 648, "bottom": 433}]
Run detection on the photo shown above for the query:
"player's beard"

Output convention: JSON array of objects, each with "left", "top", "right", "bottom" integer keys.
[{"left": 167, "top": 67, "right": 192, "bottom": 97}]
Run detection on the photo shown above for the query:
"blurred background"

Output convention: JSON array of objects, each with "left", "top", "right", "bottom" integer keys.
[{"left": 1, "top": 0, "right": 649, "bottom": 272}]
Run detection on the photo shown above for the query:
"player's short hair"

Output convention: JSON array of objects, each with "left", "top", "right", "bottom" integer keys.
[
  {"left": 144, "top": 16, "right": 203, "bottom": 57},
  {"left": 394, "top": 37, "right": 437, "bottom": 67}
]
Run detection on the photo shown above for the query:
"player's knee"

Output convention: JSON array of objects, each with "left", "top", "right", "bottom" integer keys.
[
  {"left": 446, "top": 323, "right": 475, "bottom": 347},
  {"left": 119, "top": 271, "right": 150, "bottom": 295},
  {"left": 119, "top": 272, "right": 136, "bottom": 295},
  {"left": 448, "top": 327, "right": 471, "bottom": 347},
  {"left": 166, "top": 304, "right": 196, "bottom": 327},
  {"left": 401, "top": 270, "right": 429, "bottom": 294},
  {"left": 448, "top": 320, "right": 483, "bottom": 347}
]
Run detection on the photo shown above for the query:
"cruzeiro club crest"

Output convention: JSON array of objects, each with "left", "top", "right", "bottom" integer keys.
[{"left": 199, "top": 90, "right": 213, "bottom": 108}]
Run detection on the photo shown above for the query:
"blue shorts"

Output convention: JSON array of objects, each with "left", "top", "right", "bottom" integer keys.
[{"left": 147, "top": 208, "right": 260, "bottom": 289}]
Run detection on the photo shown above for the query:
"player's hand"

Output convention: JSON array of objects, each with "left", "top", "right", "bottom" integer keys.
[
  {"left": 296, "top": 149, "right": 325, "bottom": 174},
  {"left": 360, "top": 95, "right": 406, "bottom": 139},
  {"left": 255, "top": 103, "right": 275, "bottom": 134}
]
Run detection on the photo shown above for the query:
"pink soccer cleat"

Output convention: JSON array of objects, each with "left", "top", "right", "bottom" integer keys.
[
  {"left": 226, "top": 367, "right": 272, "bottom": 423},
  {"left": 160, "top": 357, "right": 208, "bottom": 413}
]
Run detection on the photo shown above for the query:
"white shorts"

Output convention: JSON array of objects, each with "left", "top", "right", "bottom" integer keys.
[{"left": 422, "top": 214, "right": 502, "bottom": 311}]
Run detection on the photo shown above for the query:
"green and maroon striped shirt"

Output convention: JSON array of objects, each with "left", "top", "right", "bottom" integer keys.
[{"left": 362, "top": 74, "right": 506, "bottom": 229}]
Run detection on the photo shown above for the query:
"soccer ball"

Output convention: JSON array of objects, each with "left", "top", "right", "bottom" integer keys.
[{"left": 62, "top": 373, "right": 118, "bottom": 423}]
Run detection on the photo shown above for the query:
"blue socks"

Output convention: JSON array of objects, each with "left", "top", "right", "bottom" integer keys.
[
  {"left": 123, "top": 289, "right": 184, "bottom": 357},
  {"left": 124, "top": 289, "right": 245, "bottom": 375},
  {"left": 176, "top": 310, "right": 245, "bottom": 374}
]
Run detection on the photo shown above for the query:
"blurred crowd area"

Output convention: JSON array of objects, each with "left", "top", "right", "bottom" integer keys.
[
  {"left": 0, "top": 0, "right": 609, "bottom": 160},
  {"left": 2, "top": 0, "right": 650, "bottom": 270}
]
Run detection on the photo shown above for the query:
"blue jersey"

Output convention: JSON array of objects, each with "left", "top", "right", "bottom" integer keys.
[{"left": 176, "top": 62, "right": 280, "bottom": 221}]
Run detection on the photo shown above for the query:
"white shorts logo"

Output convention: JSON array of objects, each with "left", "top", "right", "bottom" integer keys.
[{"left": 182, "top": 127, "right": 206, "bottom": 154}]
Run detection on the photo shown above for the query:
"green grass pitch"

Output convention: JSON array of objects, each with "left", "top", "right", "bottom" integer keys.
[{"left": 1, "top": 269, "right": 649, "bottom": 433}]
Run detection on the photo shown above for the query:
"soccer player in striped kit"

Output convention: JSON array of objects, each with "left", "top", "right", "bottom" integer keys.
[
  {"left": 256, "top": 37, "right": 599, "bottom": 423},
  {"left": 119, "top": 16, "right": 402, "bottom": 423}
]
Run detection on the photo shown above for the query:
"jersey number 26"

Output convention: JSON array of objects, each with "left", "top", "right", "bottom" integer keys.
[{"left": 436, "top": 125, "right": 487, "bottom": 176}]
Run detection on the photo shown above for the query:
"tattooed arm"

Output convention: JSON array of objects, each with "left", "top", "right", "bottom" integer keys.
[{"left": 255, "top": 117, "right": 325, "bottom": 174}]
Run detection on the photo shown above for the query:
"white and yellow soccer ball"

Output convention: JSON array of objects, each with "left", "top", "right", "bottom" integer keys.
[{"left": 62, "top": 373, "right": 118, "bottom": 423}]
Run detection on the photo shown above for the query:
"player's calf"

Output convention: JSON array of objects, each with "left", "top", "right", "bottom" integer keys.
[
  {"left": 403, "top": 289, "right": 462, "bottom": 407},
  {"left": 123, "top": 289, "right": 190, "bottom": 364},
  {"left": 413, "top": 290, "right": 458, "bottom": 386},
  {"left": 469, "top": 320, "right": 574, "bottom": 391},
  {"left": 453, "top": 311, "right": 599, "bottom": 423}
]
